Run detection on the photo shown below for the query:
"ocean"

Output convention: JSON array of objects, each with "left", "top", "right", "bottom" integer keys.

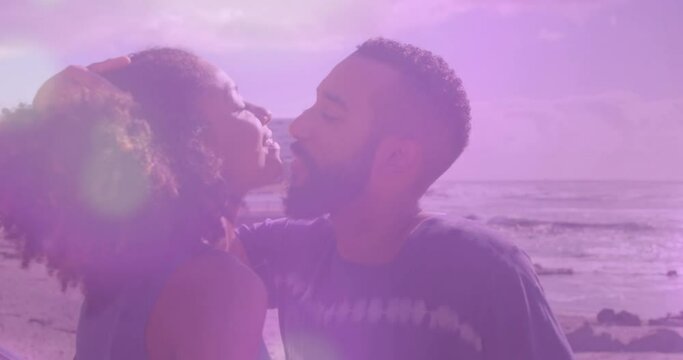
[
  {"left": 250, "top": 120, "right": 683, "bottom": 319},
  {"left": 425, "top": 179, "right": 683, "bottom": 319}
]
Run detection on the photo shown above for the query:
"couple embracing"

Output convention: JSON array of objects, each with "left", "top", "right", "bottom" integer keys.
[{"left": 0, "top": 38, "right": 573, "bottom": 360}]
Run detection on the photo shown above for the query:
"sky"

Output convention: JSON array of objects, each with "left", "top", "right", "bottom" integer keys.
[{"left": 1, "top": 0, "right": 682, "bottom": 181}]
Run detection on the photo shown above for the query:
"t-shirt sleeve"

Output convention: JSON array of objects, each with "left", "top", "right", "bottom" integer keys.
[
  {"left": 236, "top": 218, "right": 288, "bottom": 308},
  {"left": 481, "top": 248, "right": 574, "bottom": 360}
]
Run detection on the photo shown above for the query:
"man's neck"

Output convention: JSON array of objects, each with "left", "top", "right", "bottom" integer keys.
[
  {"left": 223, "top": 191, "right": 245, "bottom": 223},
  {"left": 330, "top": 194, "right": 424, "bottom": 265},
  {"left": 218, "top": 191, "right": 244, "bottom": 251}
]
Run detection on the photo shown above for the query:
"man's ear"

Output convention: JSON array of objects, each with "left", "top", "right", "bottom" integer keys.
[{"left": 375, "top": 137, "right": 422, "bottom": 175}]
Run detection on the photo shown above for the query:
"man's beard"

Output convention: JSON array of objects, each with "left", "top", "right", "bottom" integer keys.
[{"left": 284, "top": 140, "right": 376, "bottom": 219}]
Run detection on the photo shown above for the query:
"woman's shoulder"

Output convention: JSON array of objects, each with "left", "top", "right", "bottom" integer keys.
[
  {"left": 160, "top": 249, "right": 266, "bottom": 307},
  {"left": 146, "top": 249, "right": 267, "bottom": 359}
]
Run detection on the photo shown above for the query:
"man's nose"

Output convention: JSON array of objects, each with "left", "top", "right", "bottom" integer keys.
[
  {"left": 289, "top": 108, "right": 312, "bottom": 140},
  {"left": 245, "top": 102, "right": 271, "bottom": 125}
]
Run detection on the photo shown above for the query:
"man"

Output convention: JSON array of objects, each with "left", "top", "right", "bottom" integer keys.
[{"left": 233, "top": 38, "right": 574, "bottom": 359}]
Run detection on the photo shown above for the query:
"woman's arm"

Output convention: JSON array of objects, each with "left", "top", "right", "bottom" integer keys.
[
  {"left": 147, "top": 252, "right": 267, "bottom": 360},
  {"left": 32, "top": 62, "right": 128, "bottom": 112}
]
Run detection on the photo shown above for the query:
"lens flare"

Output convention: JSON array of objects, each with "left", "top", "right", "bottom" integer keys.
[
  {"left": 79, "top": 122, "right": 150, "bottom": 219},
  {"left": 285, "top": 330, "right": 339, "bottom": 360}
]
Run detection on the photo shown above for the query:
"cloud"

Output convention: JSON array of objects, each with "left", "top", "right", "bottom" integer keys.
[
  {"left": 0, "top": 44, "right": 58, "bottom": 110},
  {"left": 448, "top": 92, "right": 683, "bottom": 180},
  {"left": 488, "top": 0, "right": 621, "bottom": 22},
  {"left": 380, "top": 0, "right": 623, "bottom": 28},
  {"left": 608, "top": 14, "right": 619, "bottom": 27},
  {"left": 0, "top": 0, "right": 354, "bottom": 55},
  {"left": 367, "top": 0, "right": 623, "bottom": 34},
  {"left": 0, "top": 45, "right": 26, "bottom": 59},
  {"left": 0, "top": 0, "right": 625, "bottom": 57},
  {"left": 376, "top": 0, "right": 475, "bottom": 33},
  {"left": 538, "top": 29, "right": 565, "bottom": 42}
]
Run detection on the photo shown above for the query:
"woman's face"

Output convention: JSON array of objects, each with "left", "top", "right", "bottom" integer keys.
[{"left": 194, "top": 67, "right": 283, "bottom": 195}]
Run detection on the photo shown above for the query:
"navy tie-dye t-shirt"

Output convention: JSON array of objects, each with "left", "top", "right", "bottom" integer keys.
[{"left": 238, "top": 216, "right": 573, "bottom": 360}]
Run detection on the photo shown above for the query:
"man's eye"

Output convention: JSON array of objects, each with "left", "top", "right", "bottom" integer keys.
[{"left": 321, "top": 112, "right": 339, "bottom": 122}]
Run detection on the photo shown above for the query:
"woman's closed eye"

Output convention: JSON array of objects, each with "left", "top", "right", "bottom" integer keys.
[{"left": 229, "top": 107, "right": 250, "bottom": 120}]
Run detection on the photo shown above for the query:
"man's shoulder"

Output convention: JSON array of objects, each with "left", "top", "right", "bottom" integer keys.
[
  {"left": 413, "top": 216, "right": 532, "bottom": 274},
  {"left": 416, "top": 216, "right": 515, "bottom": 256}
]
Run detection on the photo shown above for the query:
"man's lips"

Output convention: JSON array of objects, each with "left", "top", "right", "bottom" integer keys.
[{"left": 289, "top": 142, "right": 317, "bottom": 185}]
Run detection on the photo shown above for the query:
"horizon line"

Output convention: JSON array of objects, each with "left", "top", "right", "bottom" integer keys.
[{"left": 445, "top": 179, "right": 683, "bottom": 183}]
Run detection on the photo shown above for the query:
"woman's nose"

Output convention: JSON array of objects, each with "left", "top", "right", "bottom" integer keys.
[{"left": 245, "top": 102, "right": 272, "bottom": 125}]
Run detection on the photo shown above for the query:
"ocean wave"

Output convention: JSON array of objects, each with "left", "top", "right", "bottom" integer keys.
[
  {"left": 487, "top": 216, "right": 657, "bottom": 232},
  {"left": 502, "top": 194, "right": 613, "bottom": 203}
]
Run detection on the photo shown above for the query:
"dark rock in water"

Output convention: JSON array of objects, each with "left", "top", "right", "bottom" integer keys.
[
  {"left": 533, "top": 263, "right": 574, "bottom": 276},
  {"left": 626, "top": 329, "right": 683, "bottom": 353},
  {"left": 615, "top": 310, "right": 642, "bottom": 326},
  {"left": 596, "top": 308, "right": 641, "bottom": 326},
  {"left": 464, "top": 214, "right": 480, "bottom": 221},
  {"left": 566, "top": 323, "right": 624, "bottom": 352},
  {"left": 649, "top": 312, "right": 683, "bottom": 327},
  {"left": 597, "top": 309, "right": 617, "bottom": 324},
  {"left": 486, "top": 216, "right": 656, "bottom": 232},
  {"left": 0, "top": 250, "right": 20, "bottom": 260},
  {"left": 667, "top": 270, "right": 679, "bottom": 277}
]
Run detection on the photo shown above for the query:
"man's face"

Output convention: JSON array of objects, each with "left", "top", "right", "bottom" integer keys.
[{"left": 285, "top": 54, "right": 401, "bottom": 218}]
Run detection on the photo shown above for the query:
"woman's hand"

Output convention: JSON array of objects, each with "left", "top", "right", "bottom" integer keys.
[
  {"left": 86, "top": 56, "right": 130, "bottom": 73},
  {"left": 32, "top": 56, "right": 131, "bottom": 112}
]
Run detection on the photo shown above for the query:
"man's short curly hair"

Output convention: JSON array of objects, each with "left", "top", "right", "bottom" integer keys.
[{"left": 354, "top": 38, "right": 471, "bottom": 185}]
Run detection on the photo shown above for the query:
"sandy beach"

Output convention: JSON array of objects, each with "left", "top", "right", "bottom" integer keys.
[{"left": 2, "top": 241, "right": 682, "bottom": 360}]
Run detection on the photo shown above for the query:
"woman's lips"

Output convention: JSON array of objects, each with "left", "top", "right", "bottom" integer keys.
[{"left": 265, "top": 139, "right": 282, "bottom": 161}]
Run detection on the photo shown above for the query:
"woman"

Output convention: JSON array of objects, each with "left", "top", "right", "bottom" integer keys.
[{"left": 0, "top": 48, "right": 282, "bottom": 359}]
